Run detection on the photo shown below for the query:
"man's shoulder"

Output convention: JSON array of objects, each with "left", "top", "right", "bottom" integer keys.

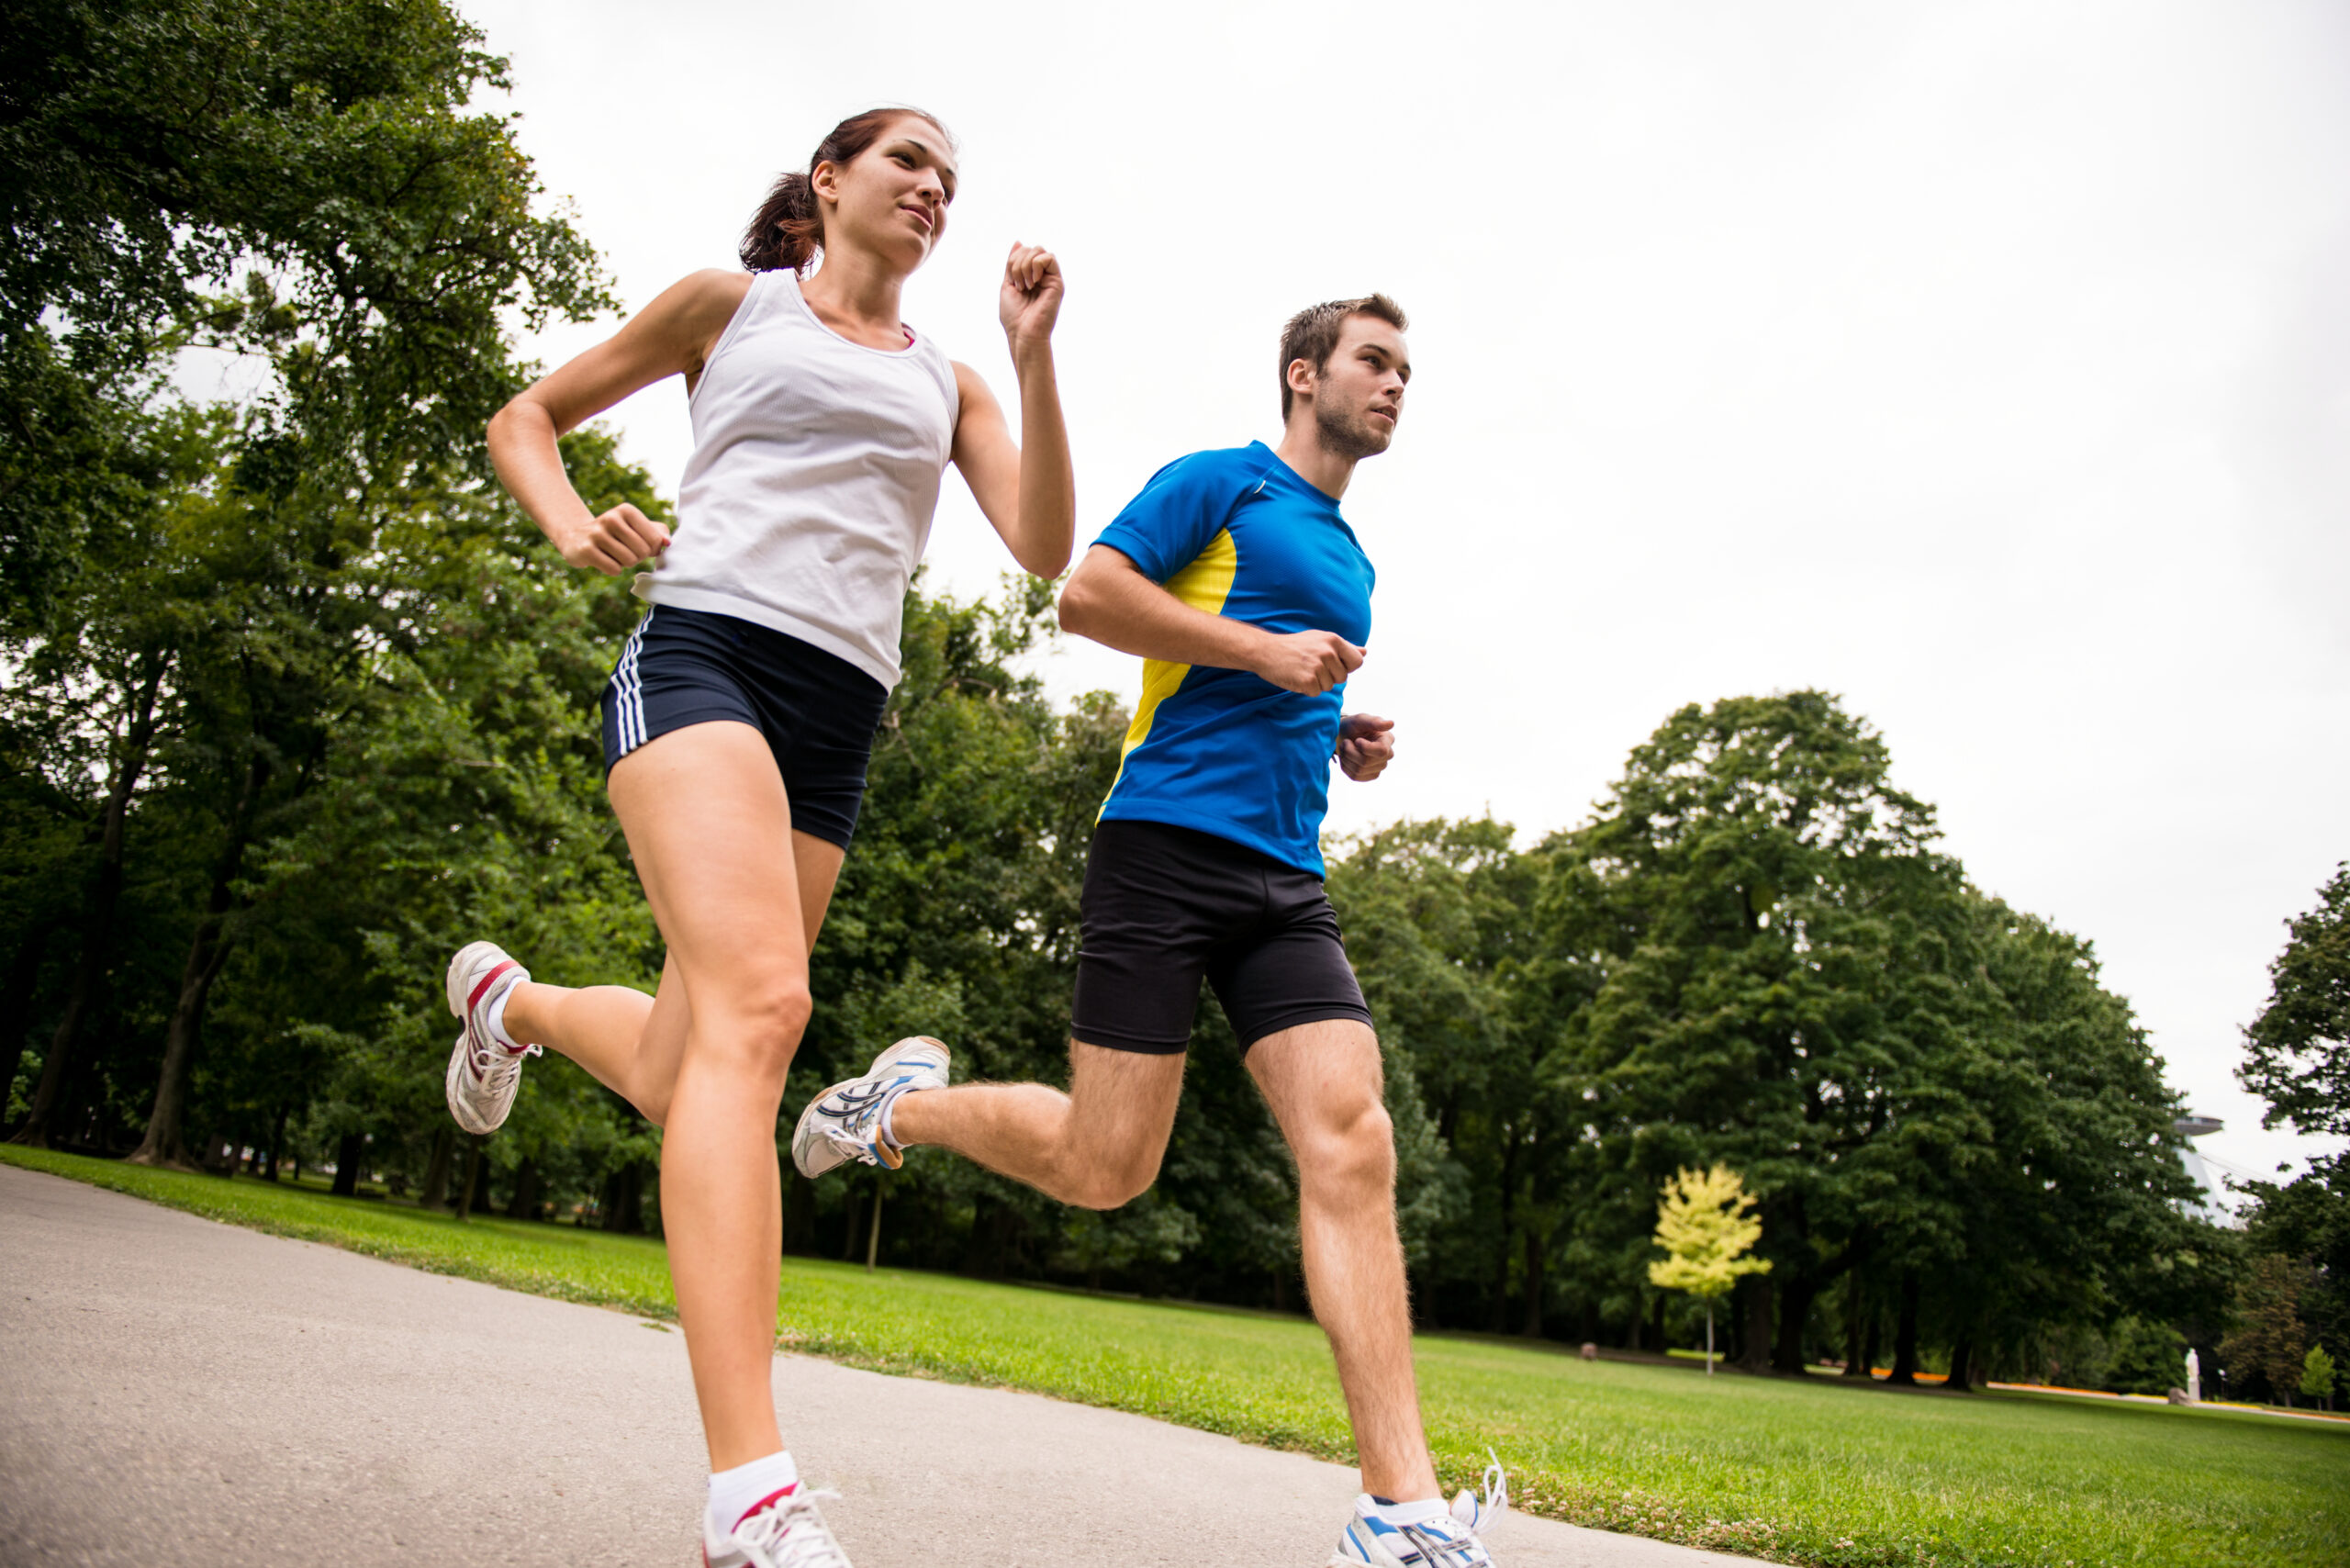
[{"left": 1136, "top": 442, "right": 1281, "bottom": 498}]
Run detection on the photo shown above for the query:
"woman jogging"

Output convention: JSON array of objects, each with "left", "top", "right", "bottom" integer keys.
[{"left": 440, "top": 107, "right": 1071, "bottom": 1568}]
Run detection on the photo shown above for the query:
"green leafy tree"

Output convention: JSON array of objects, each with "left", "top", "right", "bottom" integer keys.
[
  {"left": 1538, "top": 691, "right": 1964, "bottom": 1371},
  {"left": 1647, "top": 1163, "right": 1771, "bottom": 1372},
  {"left": 0, "top": 0, "right": 608, "bottom": 1165},
  {"left": 2102, "top": 1316, "right": 2188, "bottom": 1397},
  {"left": 1919, "top": 895, "right": 2211, "bottom": 1389},
  {"left": 2242, "top": 863, "right": 2350, "bottom": 1140},
  {"left": 1326, "top": 819, "right": 1519, "bottom": 1327},
  {"left": 2300, "top": 1343, "right": 2336, "bottom": 1411},
  {"left": 0, "top": 0, "right": 608, "bottom": 503},
  {"left": 2221, "top": 1253, "right": 2314, "bottom": 1405}
]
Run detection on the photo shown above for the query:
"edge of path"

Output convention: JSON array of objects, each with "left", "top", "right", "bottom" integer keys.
[{"left": 3, "top": 1143, "right": 1789, "bottom": 1564}]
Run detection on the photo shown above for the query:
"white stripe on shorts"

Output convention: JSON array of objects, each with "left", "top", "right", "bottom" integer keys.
[{"left": 612, "top": 610, "right": 652, "bottom": 756}]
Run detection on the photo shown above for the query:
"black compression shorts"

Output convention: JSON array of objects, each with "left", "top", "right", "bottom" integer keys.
[
  {"left": 600, "top": 605, "right": 890, "bottom": 849},
  {"left": 1071, "top": 819, "right": 1373, "bottom": 1053}
]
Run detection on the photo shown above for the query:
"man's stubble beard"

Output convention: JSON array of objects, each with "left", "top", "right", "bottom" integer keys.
[{"left": 1312, "top": 397, "right": 1393, "bottom": 464}]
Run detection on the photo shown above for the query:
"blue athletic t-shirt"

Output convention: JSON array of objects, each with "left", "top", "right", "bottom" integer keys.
[{"left": 1093, "top": 442, "right": 1375, "bottom": 877}]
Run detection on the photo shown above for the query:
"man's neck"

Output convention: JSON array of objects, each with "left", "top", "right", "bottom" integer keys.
[{"left": 1272, "top": 422, "right": 1358, "bottom": 500}]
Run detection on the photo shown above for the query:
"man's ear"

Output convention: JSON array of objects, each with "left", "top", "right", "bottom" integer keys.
[{"left": 1285, "top": 357, "right": 1315, "bottom": 402}]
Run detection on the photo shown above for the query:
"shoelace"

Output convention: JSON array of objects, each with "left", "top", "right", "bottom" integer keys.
[
  {"left": 1450, "top": 1448, "right": 1508, "bottom": 1531},
  {"left": 819, "top": 1125, "right": 877, "bottom": 1157},
  {"left": 733, "top": 1487, "right": 850, "bottom": 1568},
  {"left": 470, "top": 1041, "right": 538, "bottom": 1090},
  {"left": 1397, "top": 1518, "right": 1492, "bottom": 1568},
  {"left": 815, "top": 1069, "right": 931, "bottom": 1160}
]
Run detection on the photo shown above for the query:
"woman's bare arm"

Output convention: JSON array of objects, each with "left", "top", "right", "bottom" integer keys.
[
  {"left": 949, "top": 244, "right": 1075, "bottom": 579},
  {"left": 487, "top": 268, "right": 751, "bottom": 575}
]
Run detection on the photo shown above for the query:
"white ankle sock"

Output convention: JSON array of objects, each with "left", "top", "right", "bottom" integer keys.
[
  {"left": 1366, "top": 1495, "right": 1450, "bottom": 1528},
  {"left": 878, "top": 1090, "right": 910, "bottom": 1150},
  {"left": 707, "top": 1450, "right": 799, "bottom": 1540},
  {"left": 484, "top": 985, "right": 526, "bottom": 1053}
]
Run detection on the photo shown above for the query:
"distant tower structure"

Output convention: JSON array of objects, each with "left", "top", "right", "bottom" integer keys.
[{"left": 2173, "top": 1115, "right": 2232, "bottom": 1226}]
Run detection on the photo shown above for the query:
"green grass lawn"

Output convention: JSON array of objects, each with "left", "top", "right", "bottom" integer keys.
[{"left": 6, "top": 1145, "right": 2342, "bottom": 1568}]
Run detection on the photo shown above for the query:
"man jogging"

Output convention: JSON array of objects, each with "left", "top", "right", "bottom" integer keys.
[{"left": 796, "top": 293, "right": 1509, "bottom": 1565}]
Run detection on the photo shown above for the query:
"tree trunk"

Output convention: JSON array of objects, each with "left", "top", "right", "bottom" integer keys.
[
  {"left": 1521, "top": 1226, "right": 1547, "bottom": 1337},
  {"left": 1859, "top": 1299, "right": 1882, "bottom": 1380},
  {"left": 602, "top": 1162, "right": 643, "bottom": 1233},
  {"left": 784, "top": 1167, "right": 816, "bottom": 1254},
  {"left": 468, "top": 1143, "right": 494, "bottom": 1213},
  {"left": 1841, "top": 1269, "right": 1871, "bottom": 1377},
  {"left": 839, "top": 1191, "right": 863, "bottom": 1260},
  {"left": 330, "top": 1131, "right": 365, "bottom": 1197},
  {"left": 1887, "top": 1271, "right": 1921, "bottom": 1385},
  {"left": 1739, "top": 1274, "right": 1774, "bottom": 1372},
  {"left": 865, "top": 1182, "right": 883, "bottom": 1270},
  {"left": 506, "top": 1157, "right": 540, "bottom": 1220},
  {"left": 1774, "top": 1275, "right": 1818, "bottom": 1372},
  {"left": 0, "top": 921, "right": 53, "bottom": 1128},
  {"left": 1650, "top": 1290, "right": 1666, "bottom": 1353},
  {"left": 129, "top": 752, "right": 267, "bottom": 1168},
  {"left": 13, "top": 654, "right": 168, "bottom": 1148},
  {"left": 453, "top": 1136, "right": 486, "bottom": 1221},
  {"left": 1946, "top": 1331, "right": 1975, "bottom": 1393},
  {"left": 418, "top": 1126, "right": 453, "bottom": 1209},
  {"left": 1490, "top": 1124, "right": 1518, "bottom": 1334},
  {"left": 1705, "top": 1301, "right": 1717, "bottom": 1374},
  {"left": 261, "top": 1103, "right": 288, "bottom": 1181}
]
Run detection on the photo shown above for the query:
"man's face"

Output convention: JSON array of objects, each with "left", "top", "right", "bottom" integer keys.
[{"left": 1304, "top": 316, "right": 1410, "bottom": 461}]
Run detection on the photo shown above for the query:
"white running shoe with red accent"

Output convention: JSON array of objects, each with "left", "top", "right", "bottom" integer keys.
[
  {"left": 443, "top": 940, "right": 539, "bottom": 1136},
  {"left": 704, "top": 1484, "right": 854, "bottom": 1568}
]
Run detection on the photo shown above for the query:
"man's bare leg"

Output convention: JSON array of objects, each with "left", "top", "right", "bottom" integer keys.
[
  {"left": 1248, "top": 1019, "right": 1440, "bottom": 1503},
  {"left": 888, "top": 1042, "right": 1185, "bottom": 1209}
]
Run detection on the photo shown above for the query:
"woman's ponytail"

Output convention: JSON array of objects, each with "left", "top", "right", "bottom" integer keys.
[
  {"left": 739, "top": 106, "right": 954, "bottom": 275},
  {"left": 740, "top": 171, "right": 822, "bottom": 273}
]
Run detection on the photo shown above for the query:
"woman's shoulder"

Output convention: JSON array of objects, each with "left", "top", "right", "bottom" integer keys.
[{"left": 625, "top": 269, "right": 759, "bottom": 353}]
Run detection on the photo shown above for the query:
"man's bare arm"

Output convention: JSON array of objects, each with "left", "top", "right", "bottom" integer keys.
[{"left": 1058, "top": 544, "right": 1363, "bottom": 696}]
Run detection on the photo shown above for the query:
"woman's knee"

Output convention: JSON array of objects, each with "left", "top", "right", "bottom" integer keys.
[{"left": 692, "top": 973, "right": 813, "bottom": 1082}]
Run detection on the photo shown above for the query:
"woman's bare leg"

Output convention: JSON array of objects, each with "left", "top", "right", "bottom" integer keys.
[
  {"left": 583, "top": 719, "right": 839, "bottom": 1469},
  {"left": 502, "top": 826, "right": 844, "bottom": 1127}
]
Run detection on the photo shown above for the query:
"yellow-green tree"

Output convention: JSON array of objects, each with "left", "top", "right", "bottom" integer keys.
[{"left": 1648, "top": 1165, "right": 1772, "bottom": 1374}]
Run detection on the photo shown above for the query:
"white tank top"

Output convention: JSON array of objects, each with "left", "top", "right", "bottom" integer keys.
[{"left": 634, "top": 270, "right": 960, "bottom": 689}]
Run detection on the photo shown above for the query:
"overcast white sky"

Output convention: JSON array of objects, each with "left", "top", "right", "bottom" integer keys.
[{"left": 458, "top": 0, "right": 2349, "bottom": 1193}]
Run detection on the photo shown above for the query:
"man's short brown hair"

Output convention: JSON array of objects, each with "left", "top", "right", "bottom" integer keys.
[{"left": 1278, "top": 295, "right": 1409, "bottom": 420}]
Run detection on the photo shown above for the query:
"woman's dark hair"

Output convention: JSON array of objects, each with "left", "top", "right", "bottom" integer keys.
[{"left": 740, "top": 106, "right": 953, "bottom": 274}]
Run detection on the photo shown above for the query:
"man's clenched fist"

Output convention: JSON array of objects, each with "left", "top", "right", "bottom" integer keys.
[
  {"left": 1253, "top": 629, "right": 1364, "bottom": 695},
  {"left": 1337, "top": 713, "right": 1395, "bottom": 781}
]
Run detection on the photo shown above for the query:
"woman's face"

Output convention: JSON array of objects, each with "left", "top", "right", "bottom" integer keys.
[{"left": 815, "top": 117, "right": 957, "bottom": 272}]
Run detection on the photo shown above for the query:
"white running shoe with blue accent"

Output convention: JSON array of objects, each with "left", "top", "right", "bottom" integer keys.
[
  {"left": 790, "top": 1036, "right": 950, "bottom": 1178},
  {"left": 704, "top": 1484, "right": 853, "bottom": 1568},
  {"left": 1331, "top": 1451, "right": 1508, "bottom": 1567}
]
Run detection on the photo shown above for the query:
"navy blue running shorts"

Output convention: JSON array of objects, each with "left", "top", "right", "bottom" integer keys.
[
  {"left": 1070, "top": 819, "right": 1374, "bottom": 1054},
  {"left": 600, "top": 605, "right": 890, "bottom": 850}
]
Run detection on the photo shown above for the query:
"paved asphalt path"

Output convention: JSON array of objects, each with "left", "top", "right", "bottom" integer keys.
[{"left": 1, "top": 1163, "right": 1765, "bottom": 1567}]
